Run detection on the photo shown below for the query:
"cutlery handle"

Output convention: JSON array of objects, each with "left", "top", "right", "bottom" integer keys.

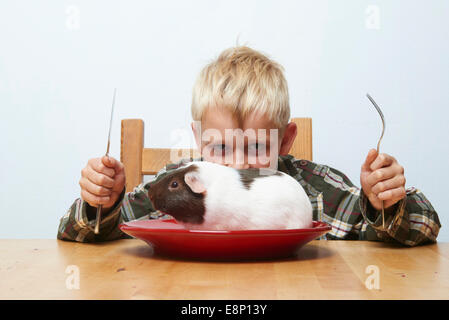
[
  {"left": 376, "top": 146, "right": 386, "bottom": 230},
  {"left": 95, "top": 205, "right": 102, "bottom": 234}
]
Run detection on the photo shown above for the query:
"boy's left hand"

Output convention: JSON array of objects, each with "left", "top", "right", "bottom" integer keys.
[{"left": 360, "top": 148, "right": 406, "bottom": 211}]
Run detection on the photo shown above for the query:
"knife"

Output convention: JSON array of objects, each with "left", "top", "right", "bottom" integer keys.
[{"left": 94, "top": 88, "right": 117, "bottom": 234}]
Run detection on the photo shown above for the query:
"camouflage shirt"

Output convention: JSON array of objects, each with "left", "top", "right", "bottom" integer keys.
[{"left": 57, "top": 155, "right": 441, "bottom": 246}]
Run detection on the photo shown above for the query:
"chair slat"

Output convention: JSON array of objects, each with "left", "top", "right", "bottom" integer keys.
[
  {"left": 121, "top": 119, "right": 144, "bottom": 192},
  {"left": 290, "top": 117, "right": 312, "bottom": 161}
]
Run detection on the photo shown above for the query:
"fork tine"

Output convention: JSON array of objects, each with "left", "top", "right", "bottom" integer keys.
[
  {"left": 366, "top": 93, "right": 385, "bottom": 151},
  {"left": 366, "top": 94, "right": 385, "bottom": 126}
]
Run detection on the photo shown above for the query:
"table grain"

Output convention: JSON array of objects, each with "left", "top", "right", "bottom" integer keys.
[{"left": 0, "top": 239, "right": 448, "bottom": 299}]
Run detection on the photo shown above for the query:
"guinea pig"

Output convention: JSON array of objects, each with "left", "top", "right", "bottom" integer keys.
[{"left": 147, "top": 161, "right": 313, "bottom": 230}]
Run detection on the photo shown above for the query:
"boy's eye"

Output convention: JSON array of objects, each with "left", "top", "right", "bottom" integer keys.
[
  {"left": 248, "top": 143, "right": 262, "bottom": 149},
  {"left": 248, "top": 143, "right": 266, "bottom": 154},
  {"left": 208, "top": 143, "right": 269, "bottom": 158},
  {"left": 213, "top": 144, "right": 231, "bottom": 154}
]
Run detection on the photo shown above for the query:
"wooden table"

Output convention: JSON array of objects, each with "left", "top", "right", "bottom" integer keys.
[{"left": 1, "top": 239, "right": 448, "bottom": 299}]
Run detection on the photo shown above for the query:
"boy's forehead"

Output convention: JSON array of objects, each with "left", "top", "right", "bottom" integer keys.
[{"left": 201, "top": 107, "right": 278, "bottom": 132}]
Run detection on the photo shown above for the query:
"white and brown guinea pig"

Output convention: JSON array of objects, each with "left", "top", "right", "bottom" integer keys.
[{"left": 147, "top": 161, "right": 313, "bottom": 230}]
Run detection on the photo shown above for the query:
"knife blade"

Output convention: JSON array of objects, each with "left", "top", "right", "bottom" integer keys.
[{"left": 94, "top": 88, "right": 117, "bottom": 234}]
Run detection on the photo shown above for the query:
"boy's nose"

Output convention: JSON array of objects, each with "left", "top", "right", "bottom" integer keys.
[{"left": 229, "top": 147, "right": 249, "bottom": 169}]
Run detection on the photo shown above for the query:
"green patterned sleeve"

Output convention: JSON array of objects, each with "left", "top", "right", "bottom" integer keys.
[
  {"left": 358, "top": 186, "right": 441, "bottom": 246},
  {"left": 56, "top": 162, "right": 178, "bottom": 243},
  {"left": 56, "top": 187, "right": 128, "bottom": 242},
  {"left": 281, "top": 155, "right": 441, "bottom": 247},
  {"left": 323, "top": 164, "right": 441, "bottom": 246}
]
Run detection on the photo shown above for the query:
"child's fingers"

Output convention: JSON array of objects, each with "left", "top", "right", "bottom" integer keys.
[
  {"left": 80, "top": 189, "right": 111, "bottom": 207},
  {"left": 365, "top": 166, "right": 397, "bottom": 187},
  {"left": 102, "top": 156, "right": 125, "bottom": 174},
  {"left": 102, "top": 156, "right": 116, "bottom": 168},
  {"left": 361, "top": 149, "right": 378, "bottom": 172},
  {"left": 370, "top": 153, "right": 394, "bottom": 171},
  {"left": 378, "top": 186, "right": 406, "bottom": 202},
  {"left": 88, "top": 158, "right": 115, "bottom": 178},
  {"left": 371, "top": 174, "right": 406, "bottom": 195},
  {"left": 79, "top": 177, "right": 112, "bottom": 197},
  {"left": 84, "top": 166, "right": 115, "bottom": 188}
]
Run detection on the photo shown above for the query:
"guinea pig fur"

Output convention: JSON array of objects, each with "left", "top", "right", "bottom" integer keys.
[{"left": 147, "top": 161, "right": 313, "bottom": 230}]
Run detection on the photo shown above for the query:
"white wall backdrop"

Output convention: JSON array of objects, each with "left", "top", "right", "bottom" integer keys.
[{"left": 0, "top": 0, "right": 447, "bottom": 241}]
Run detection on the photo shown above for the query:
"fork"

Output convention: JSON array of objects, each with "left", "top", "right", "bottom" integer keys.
[{"left": 366, "top": 93, "right": 386, "bottom": 231}]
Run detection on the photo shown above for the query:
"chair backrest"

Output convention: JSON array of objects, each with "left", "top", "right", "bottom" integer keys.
[{"left": 120, "top": 118, "right": 312, "bottom": 192}]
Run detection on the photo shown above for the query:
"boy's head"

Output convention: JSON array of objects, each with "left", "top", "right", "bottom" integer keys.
[{"left": 190, "top": 46, "right": 297, "bottom": 170}]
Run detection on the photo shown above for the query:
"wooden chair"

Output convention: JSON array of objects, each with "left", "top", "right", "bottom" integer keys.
[{"left": 120, "top": 118, "right": 312, "bottom": 192}]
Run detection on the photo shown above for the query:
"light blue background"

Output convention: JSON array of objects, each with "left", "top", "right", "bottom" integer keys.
[{"left": 0, "top": 0, "right": 447, "bottom": 241}]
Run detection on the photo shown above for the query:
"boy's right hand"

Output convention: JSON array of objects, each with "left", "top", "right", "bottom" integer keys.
[{"left": 79, "top": 156, "right": 126, "bottom": 210}]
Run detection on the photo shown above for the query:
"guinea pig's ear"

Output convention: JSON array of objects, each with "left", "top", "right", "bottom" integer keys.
[{"left": 184, "top": 171, "right": 206, "bottom": 194}]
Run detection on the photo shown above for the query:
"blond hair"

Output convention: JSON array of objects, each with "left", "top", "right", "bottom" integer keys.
[{"left": 191, "top": 46, "right": 290, "bottom": 130}]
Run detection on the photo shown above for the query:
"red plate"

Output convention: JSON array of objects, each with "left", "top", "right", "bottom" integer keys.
[{"left": 120, "top": 219, "right": 331, "bottom": 260}]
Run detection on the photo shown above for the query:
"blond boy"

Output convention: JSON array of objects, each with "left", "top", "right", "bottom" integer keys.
[{"left": 58, "top": 46, "right": 440, "bottom": 246}]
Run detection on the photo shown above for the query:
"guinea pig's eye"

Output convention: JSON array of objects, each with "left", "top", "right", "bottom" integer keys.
[{"left": 170, "top": 181, "right": 178, "bottom": 188}]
